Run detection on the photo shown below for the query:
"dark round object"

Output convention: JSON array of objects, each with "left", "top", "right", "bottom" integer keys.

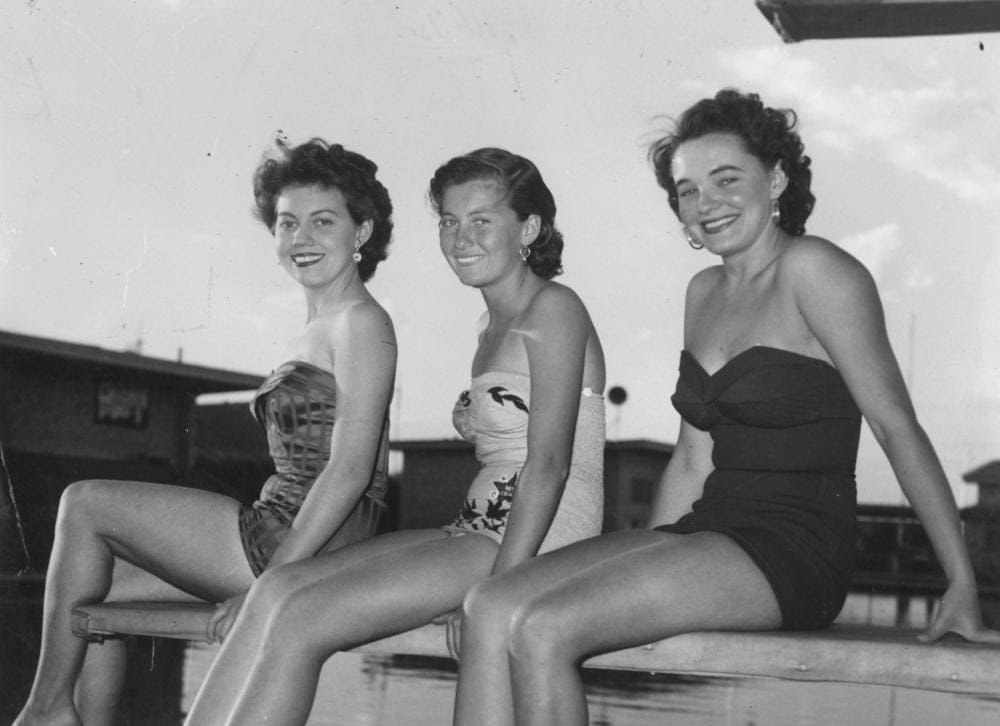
[{"left": 608, "top": 386, "right": 627, "bottom": 406}]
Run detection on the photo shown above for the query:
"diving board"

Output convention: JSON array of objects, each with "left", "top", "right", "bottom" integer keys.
[
  {"left": 756, "top": 0, "right": 1000, "bottom": 42},
  {"left": 71, "top": 601, "right": 1000, "bottom": 696}
]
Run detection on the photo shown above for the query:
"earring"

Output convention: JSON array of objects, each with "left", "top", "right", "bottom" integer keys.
[
  {"left": 683, "top": 226, "right": 703, "bottom": 250},
  {"left": 771, "top": 199, "right": 781, "bottom": 225},
  {"left": 352, "top": 239, "right": 363, "bottom": 264},
  {"left": 519, "top": 244, "right": 531, "bottom": 263}
]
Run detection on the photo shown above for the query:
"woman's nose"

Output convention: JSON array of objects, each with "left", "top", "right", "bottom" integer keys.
[
  {"left": 696, "top": 189, "right": 719, "bottom": 212},
  {"left": 454, "top": 224, "right": 473, "bottom": 248}
]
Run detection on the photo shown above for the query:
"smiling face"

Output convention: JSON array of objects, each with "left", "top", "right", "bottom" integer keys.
[
  {"left": 274, "top": 184, "right": 371, "bottom": 289},
  {"left": 438, "top": 179, "right": 538, "bottom": 290},
  {"left": 671, "top": 132, "right": 786, "bottom": 256}
]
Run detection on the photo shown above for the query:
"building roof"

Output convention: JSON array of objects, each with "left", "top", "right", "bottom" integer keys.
[
  {"left": 606, "top": 439, "right": 675, "bottom": 455},
  {"left": 963, "top": 460, "right": 1000, "bottom": 487},
  {"left": 0, "top": 329, "right": 263, "bottom": 393},
  {"left": 391, "top": 438, "right": 675, "bottom": 454},
  {"left": 391, "top": 439, "right": 473, "bottom": 452}
]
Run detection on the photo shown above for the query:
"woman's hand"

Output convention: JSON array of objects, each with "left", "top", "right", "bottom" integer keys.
[
  {"left": 208, "top": 591, "right": 248, "bottom": 643},
  {"left": 919, "top": 580, "right": 1000, "bottom": 644},
  {"left": 433, "top": 608, "right": 463, "bottom": 661}
]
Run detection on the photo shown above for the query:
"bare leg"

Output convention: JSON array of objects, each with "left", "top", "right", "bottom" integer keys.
[
  {"left": 75, "top": 559, "right": 204, "bottom": 726},
  {"left": 454, "top": 530, "right": 782, "bottom": 726},
  {"left": 14, "top": 480, "right": 255, "bottom": 726},
  {"left": 186, "top": 529, "right": 499, "bottom": 726},
  {"left": 453, "top": 530, "right": 664, "bottom": 726},
  {"left": 511, "top": 531, "right": 780, "bottom": 726}
]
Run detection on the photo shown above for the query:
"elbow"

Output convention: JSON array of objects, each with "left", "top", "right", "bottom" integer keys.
[
  {"left": 866, "top": 411, "right": 927, "bottom": 451},
  {"left": 522, "top": 452, "right": 570, "bottom": 490}
]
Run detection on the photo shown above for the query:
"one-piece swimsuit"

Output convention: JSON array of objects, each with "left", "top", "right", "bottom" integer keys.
[
  {"left": 238, "top": 360, "right": 389, "bottom": 576},
  {"left": 444, "top": 370, "right": 605, "bottom": 552},
  {"left": 655, "top": 346, "right": 861, "bottom": 630}
]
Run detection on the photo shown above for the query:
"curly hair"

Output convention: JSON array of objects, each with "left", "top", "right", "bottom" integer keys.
[
  {"left": 428, "top": 148, "right": 563, "bottom": 279},
  {"left": 253, "top": 137, "right": 394, "bottom": 281},
  {"left": 648, "top": 89, "right": 815, "bottom": 236}
]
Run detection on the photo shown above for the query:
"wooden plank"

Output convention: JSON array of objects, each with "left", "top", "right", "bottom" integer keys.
[{"left": 71, "top": 601, "right": 1000, "bottom": 696}]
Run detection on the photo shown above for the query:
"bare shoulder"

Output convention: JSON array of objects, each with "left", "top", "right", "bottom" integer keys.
[
  {"left": 778, "top": 235, "right": 875, "bottom": 298},
  {"left": 315, "top": 300, "right": 397, "bottom": 359},
  {"left": 523, "top": 281, "right": 590, "bottom": 323},
  {"left": 339, "top": 299, "right": 396, "bottom": 338},
  {"left": 686, "top": 264, "right": 723, "bottom": 305}
]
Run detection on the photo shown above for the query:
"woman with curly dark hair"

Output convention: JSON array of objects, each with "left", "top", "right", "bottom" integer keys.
[
  {"left": 14, "top": 137, "right": 397, "bottom": 726},
  {"left": 183, "top": 147, "right": 607, "bottom": 726},
  {"left": 450, "top": 90, "right": 999, "bottom": 726}
]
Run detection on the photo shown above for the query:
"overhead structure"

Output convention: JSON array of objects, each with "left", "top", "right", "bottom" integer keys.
[{"left": 756, "top": 0, "right": 1000, "bottom": 41}]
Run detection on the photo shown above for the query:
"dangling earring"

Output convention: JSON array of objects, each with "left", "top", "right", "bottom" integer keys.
[
  {"left": 771, "top": 199, "right": 781, "bottom": 226},
  {"left": 352, "top": 239, "right": 363, "bottom": 263},
  {"left": 683, "top": 226, "right": 703, "bottom": 250},
  {"left": 519, "top": 244, "right": 531, "bottom": 263}
]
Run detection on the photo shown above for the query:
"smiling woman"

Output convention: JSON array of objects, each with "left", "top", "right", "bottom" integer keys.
[
  {"left": 180, "top": 146, "right": 607, "bottom": 726},
  {"left": 12, "top": 137, "right": 398, "bottom": 726},
  {"left": 448, "top": 90, "right": 1000, "bottom": 726}
]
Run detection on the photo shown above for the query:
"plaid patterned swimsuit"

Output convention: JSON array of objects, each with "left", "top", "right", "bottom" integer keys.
[{"left": 238, "top": 360, "right": 389, "bottom": 576}]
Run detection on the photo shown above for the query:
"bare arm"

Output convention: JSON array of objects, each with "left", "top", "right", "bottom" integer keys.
[
  {"left": 788, "top": 238, "right": 999, "bottom": 642},
  {"left": 266, "top": 304, "right": 397, "bottom": 569},
  {"left": 648, "top": 271, "right": 715, "bottom": 528},
  {"left": 489, "top": 285, "right": 601, "bottom": 575},
  {"left": 647, "top": 419, "right": 713, "bottom": 527}
]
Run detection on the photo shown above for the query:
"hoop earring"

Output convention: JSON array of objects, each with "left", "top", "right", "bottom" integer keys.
[
  {"left": 519, "top": 244, "right": 531, "bottom": 263},
  {"left": 771, "top": 199, "right": 781, "bottom": 225},
  {"left": 352, "top": 239, "right": 363, "bottom": 264},
  {"left": 683, "top": 226, "right": 703, "bottom": 250}
]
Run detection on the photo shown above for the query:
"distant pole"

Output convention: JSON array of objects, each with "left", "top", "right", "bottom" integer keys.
[{"left": 607, "top": 386, "right": 627, "bottom": 440}]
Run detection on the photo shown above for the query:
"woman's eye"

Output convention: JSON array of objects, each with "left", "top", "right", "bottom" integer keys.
[
  {"left": 277, "top": 219, "right": 295, "bottom": 230},
  {"left": 678, "top": 188, "right": 695, "bottom": 198},
  {"left": 439, "top": 218, "right": 456, "bottom": 229}
]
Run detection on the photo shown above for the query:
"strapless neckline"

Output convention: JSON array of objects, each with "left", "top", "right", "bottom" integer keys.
[
  {"left": 273, "top": 359, "right": 336, "bottom": 379},
  {"left": 682, "top": 345, "right": 835, "bottom": 379}
]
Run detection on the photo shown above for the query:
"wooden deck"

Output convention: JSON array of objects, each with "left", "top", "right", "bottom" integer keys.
[{"left": 72, "top": 601, "right": 1000, "bottom": 697}]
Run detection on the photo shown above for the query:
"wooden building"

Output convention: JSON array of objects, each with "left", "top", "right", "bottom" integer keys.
[{"left": 0, "top": 329, "right": 263, "bottom": 571}]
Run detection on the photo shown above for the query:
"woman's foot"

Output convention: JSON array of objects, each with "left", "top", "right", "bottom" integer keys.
[{"left": 12, "top": 704, "right": 82, "bottom": 726}]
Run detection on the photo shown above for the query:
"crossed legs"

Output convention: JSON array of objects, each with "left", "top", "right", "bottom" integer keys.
[
  {"left": 453, "top": 529, "right": 782, "bottom": 726},
  {"left": 15, "top": 479, "right": 254, "bottom": 726}
]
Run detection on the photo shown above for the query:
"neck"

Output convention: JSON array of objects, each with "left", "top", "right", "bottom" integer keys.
[
  {"left": 302, "top": 272, "right": 368, "bottom": 322},
  {"left": 479, "top": 266, "right": 541, "bottom": 321},
  {"left": 721, "top": 225, "right": 787, "bottom": 287}
]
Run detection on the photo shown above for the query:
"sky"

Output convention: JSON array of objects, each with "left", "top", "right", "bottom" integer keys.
[{"left": 2, "top": 0, "right": 999, "bottom": 506}]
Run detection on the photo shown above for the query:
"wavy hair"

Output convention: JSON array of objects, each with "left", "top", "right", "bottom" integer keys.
[
  {"left": 253, "top": 137, "right": 394, "bottom": 281},
  {"left": 428, "top": 147, "right": 563, "bottom": 279},
  {"left": 648, "top": 89, "right": 815, "bottom": 236}
]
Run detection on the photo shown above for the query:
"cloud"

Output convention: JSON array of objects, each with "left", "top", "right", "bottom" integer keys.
[
  {"left": 720, "top": 47, "right": 1000, "bottom": 204},
  {"left": 838, "top": 222, "right": 903, "bottom": 281}
]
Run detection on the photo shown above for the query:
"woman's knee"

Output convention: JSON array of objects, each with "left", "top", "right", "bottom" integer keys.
[
  {"left": 508, "top": 599, "right": 578, "bottom": 664},
  {"left": 56, "top": 479, "right": 112, "bottom": 530},
  {"left": 462, "top": 579, "right": 522, "bottom": 640},
  {"left": 246, "top": 567, "right": 298, "bottom": 615}
]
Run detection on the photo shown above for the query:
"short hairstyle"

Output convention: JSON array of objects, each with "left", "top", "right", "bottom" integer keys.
[
  {"left": 648, "top": 89, "right": 815, "bottom": 236},
  {"left": 253, "top": 138, "right": 393, "bottom": 281},
  {"left": 428, "top": 148, "right": 563, "bottom": 279}
]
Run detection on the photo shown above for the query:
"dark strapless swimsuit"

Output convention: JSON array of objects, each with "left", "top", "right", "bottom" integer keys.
[
  {"left": 237, "top": 360, "right": 389, "bottom": 576},
  {"left": 655, "top": 346, "right": 861, "bottom": 630}
]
